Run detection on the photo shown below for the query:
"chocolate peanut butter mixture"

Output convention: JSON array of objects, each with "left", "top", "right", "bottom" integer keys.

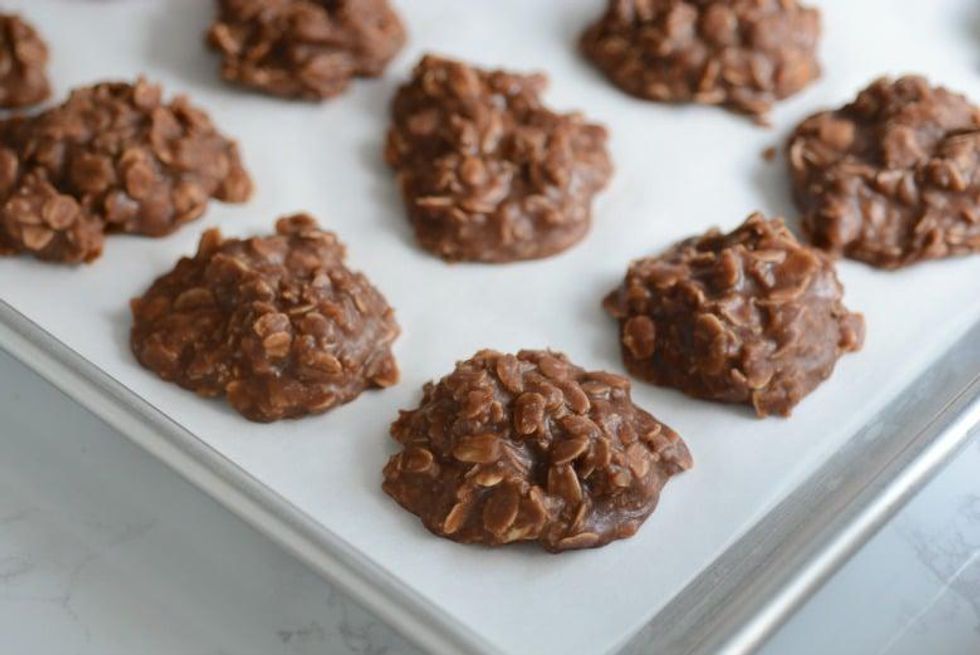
[
  {"left": 385, "top": 55, "right": 613, "bottom": 263},
  {"left": 383, "top": 349, "right": 691, "bottom": 552},
  {"left": 0, "top": 13, "right": 49, "bottom": 108},
  {"left": 604, "top": 214, "right": 864, "bottom": 417},
  {"left": 0, "top": 78, "right": 252, "bottom": 264},
  {"left": 581, "top": 0, "right": 821, "bottom": 119},
  {"left": 131, "top": 214, "right": 399, "bottom": 422},
  {"left": 206, "top": 0, "right": 406, "bottom": 100},
  {"left": 788, "top": 76, "right": 980, "bottom": 268}
]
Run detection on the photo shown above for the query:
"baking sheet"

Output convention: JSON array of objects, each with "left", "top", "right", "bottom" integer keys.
[{"left": 2, "top": 1, "right": 980, "bottom": 653}]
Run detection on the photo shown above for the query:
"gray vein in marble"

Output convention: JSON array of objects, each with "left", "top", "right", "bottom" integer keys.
[{"left": 0, "top": 556, "right": 33, "bottom": 583}]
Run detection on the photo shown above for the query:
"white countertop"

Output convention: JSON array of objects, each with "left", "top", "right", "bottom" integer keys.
[{"left": 1, "top": 346, "right": 978, "bottom": 655}]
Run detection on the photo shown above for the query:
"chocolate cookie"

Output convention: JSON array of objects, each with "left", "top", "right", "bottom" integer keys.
[
  {"left": 382, "top": 349, "right": 691, "bottom": 552},
  {"left": 604, "top": 213, "right": 864, "bottom": 417},
  {"left": 0, "top": 171, "right": 103, "bottom": 263},
  {"left": 0, "top": 78, "right": 252, "bottom": 264},
  {"left": 131, "top": 214, "right": 399, "bottom": 422},
  {"left": 788, "top": 76, "right": 980, "bottom": 268},
  {"left": 581, "top": 0, "right": 821, "bottom": 119},
  {"left": 384, "top": 55, "right": 613, "bottom": 263},
  {"left": 206, "top": 0, "right": 406, "bottom": 100},
  {"left": 0, "top": 13, "right": 49, "bottom": 108}
]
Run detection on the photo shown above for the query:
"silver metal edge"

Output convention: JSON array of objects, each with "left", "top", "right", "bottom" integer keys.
[
  {"left": 3, "top": 290, "right": 979, "bottom": 655},
  {"left": 0, "top": 299, "right": 501, "bottom": 655},
  {"left": 619, "top": 319, "right": 980, "bottom": 655}
]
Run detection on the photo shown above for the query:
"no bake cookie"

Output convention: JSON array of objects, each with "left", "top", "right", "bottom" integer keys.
[
  {"left": 0, "top": 78, "right": 252, "bottom": 264},
  {"left": 206, "top": 0, "right": 406, "bottom": 100},
  {"left": 131, "top": 214, "right": 399, "bottom": 422},
  {"left": 604, "top": 213, "right": 864, "bottom": 417},
  {"left": 581, "top": 0, "right": 821, "bottom": 119},
  {"left": 385, "top": 55, "right": 613, "bottom": 263},
  {"left": 788, "top": 76, "right": 980, "bottom": 268},
  {"left": 382, "top": 349, "right": 691, "bottom": 552}
]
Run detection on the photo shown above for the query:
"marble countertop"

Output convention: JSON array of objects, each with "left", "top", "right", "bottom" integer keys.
[{"left": 1, "top": 347, "right": 978, "bottom": 655}]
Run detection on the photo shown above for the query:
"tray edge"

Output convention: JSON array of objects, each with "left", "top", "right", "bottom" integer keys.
[
  {"left": 0, "top": 299, "right": 501, "bottom": 655},
  {"left": 3, "top": 296, "right": 979, "bottom": 655},
  {"left": 621, "top": 320, "right": 980, "bottom": 655}
]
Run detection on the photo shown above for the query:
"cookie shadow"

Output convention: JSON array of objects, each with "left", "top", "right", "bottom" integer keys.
[
  {"left": 549, "top": 1, "right": 628, "bottom": 101},
  {"left": 552, "top": 0, "right": 596, "bottom": 42},
  {"left": 970, "top": 4, "right": 980, "bottom": 68},
  {"left": 107, "top": 301, "right": 133, "bottom": 366},
  {"left": 750, "top": 140, "right": 802, "bottom": 235},
  {"left": 109, "top": 297, "right": 260, "bottom": 425},
  {"left": 355, "top": 76, "right": 421, "bottom": 252},
  {"left": 142, "top": 0, "right": 223, "bottom": 91},
  {"left": 580, "top": 271, "right": 624, "bottom": 369}
]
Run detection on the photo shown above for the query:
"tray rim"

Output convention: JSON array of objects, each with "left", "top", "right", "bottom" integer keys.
[
  {"left": 0, "top": 299, "right": 498, "bottom": 655},
  {"left": 1, "top": 297, "right": 978, "bottom": 655},
  {"left": 623, "top": 318, "right": 980, "bottom": 655}
]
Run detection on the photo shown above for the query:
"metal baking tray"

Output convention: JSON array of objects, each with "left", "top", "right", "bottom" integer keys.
[{"left": 2, "top": 1, "right": 979, "bottom": 653}]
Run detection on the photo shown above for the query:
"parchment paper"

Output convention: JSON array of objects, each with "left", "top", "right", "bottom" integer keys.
[{"left": 2, "top": 1, "right": 980, "bottom": 653}]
